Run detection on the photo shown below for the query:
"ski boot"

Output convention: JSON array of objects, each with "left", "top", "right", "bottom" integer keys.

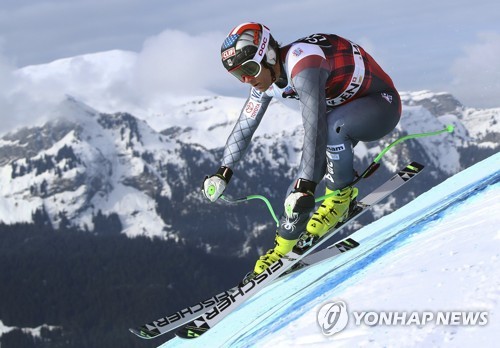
[
  {"left": 242, "top": 234, "right": 298, "bottom": 284},
  {"left": 295, "top": 186, "right": 358, "bottom": 253}
]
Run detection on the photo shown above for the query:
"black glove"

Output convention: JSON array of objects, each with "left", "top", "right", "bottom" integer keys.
[{"left": 284, "top": 178, "right": 316, "bottom": 217}]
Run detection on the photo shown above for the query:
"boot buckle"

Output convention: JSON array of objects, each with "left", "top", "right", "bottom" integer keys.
[{"left": 294, "top": 232, "right": 318, "bottom": 253}]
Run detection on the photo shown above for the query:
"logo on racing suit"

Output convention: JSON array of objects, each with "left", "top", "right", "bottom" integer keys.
[
  {"left": 282, "top": 86, "right": 299, "bottom": 100},
  {"left": 281, "top": 213, "right": 300, "bottom": 231},
  {"left": 325, "top": 160, "right": 335, "bottom": 183},
  {"left": 327, "top": 144, "right": 345, "bottom": 152},
  {"left": 326, "top": 152, "right": 340, "bottom": 160},
  {"left": 292, "top": 47, "right": 304, "bottom": 57},
  {"left": 381, "top": 92, "right": 393, "bottom": 103},
  {"left": 299, "top": 34, "right": 331, "bottom": 47},
  {"left": 243, "top": 100, "right": 262, "bottom": 119},
  {"left": 326, "top": 80, "right": 363, "bottom": 107},
  {"left": 251, "top": 88, "right": 264, "bottom": 100}
]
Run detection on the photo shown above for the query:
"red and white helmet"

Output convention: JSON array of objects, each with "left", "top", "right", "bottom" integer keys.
[{"left": 221, "top": 22, "right": 277, "bottom": 81}]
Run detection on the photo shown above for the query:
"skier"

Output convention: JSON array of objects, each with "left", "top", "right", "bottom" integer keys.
[{"left": 203, "top": 22, "right": 401, "bottom": 276}]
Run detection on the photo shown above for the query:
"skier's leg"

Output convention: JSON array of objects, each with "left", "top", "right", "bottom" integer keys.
[
  {"left": 253, "top": 181, "right": 315, "bottom": 274},
  {"left": 305, "top": 91, "right": 401, "bottom": 239},
  {"left": 325, "top": 91, "right": 401, "bottom": 190}
]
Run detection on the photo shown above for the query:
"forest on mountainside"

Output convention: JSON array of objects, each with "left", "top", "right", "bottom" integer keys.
[{"left": 0, "top": 220, "right": 250, "bottom": 348}]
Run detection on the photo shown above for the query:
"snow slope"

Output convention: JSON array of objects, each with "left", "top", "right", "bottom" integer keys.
[{"left": 160, "top": 152, "right": 500, "bottom": 347}]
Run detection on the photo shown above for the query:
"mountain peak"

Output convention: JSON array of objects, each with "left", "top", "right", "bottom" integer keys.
[
  {"left": 0, "top": 92, "right": 498, "bottom": 250},
  {"left": 400, "top": 90, "right": 464, "bottom": 116}
]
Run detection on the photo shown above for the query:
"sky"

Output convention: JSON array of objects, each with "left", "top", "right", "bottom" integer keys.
[{"left": 0, "top": 0, "right": 499, "bottom": 118}]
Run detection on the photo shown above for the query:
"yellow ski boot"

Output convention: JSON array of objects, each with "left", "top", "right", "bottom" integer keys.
[
  {"left": 296, "top": 186, "right": 358, "bottom": 251},
  {"left": 253, "top": 235, "right": 298, "bottom": 275},
  {"left": 307, "top": 186, "right": 358, "bottom": 237}
]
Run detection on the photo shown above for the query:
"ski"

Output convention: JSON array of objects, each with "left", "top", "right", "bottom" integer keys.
[
  {"left": 174, "top": 161, "right": 424, "bottom": 340},
  {"left": 285, "top": 237, "right": 360, "bottom": 275},
  {"left": 128, "top": 237, "right": 360, "bottom": 340}
]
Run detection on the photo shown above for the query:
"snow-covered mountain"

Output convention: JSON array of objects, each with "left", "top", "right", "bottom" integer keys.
[
  {"left": 0, "top": 50, "right": 499, "bottom": 258},
  {"left": 0, "top": 49, "right": 499, "bottom": 348},
  {"left": 160, "top": 148, "right": 500, "bottom": 348}
]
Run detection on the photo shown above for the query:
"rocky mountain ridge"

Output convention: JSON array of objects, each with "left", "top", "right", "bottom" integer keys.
[{"left": 0, "top": 91, "right": 498, "bottom": 257}]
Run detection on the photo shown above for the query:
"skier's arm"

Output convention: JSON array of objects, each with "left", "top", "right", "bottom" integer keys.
[
  {"left": 203, "top": 88, "right": 272, "bottom": 202},
  {"left": 221, "top": 88, "right": 273, "bottom": 168},
  {"left": 292, "top": 66, "right": 329, "bottom": 184},
  {"left": 282, "top": 66, "right": 329, "bottom": 216}
]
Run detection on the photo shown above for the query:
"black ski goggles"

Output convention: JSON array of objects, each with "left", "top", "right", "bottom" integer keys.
[{"left": 228, "top": 60, "right": 262, "bottom": 82}]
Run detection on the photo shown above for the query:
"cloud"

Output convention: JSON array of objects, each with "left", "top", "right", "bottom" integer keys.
[
  {"left": 0, "top": 28, "right": 248, "bottom": 135},
  {"left": 134, "top": 29, "right": 246, "bottom": 101},
  {"left": 0, "top": 53, "right": 60, "bottom": 134},
  {"left": 0, "top": 48, "right": 138, "bottom": 135},
  {"left": 449, "top": 32, "right": 500, "bottom": 108},
  {"left": 136, "top": 30, "right": 220, "bottom": 96}
]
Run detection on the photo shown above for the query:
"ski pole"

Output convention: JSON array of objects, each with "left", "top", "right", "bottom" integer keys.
[
  {"left": 220, "top": 125, "right": 454, "bottom": 225},
  {"left": 317, "top": 124, "right": 455, "bottom": 201},
  {"left": 220, "top": 194, "right": 280, "bottom": 225},
  {"left": 359, "top": 125, "right": 454, "bottom": 180}
]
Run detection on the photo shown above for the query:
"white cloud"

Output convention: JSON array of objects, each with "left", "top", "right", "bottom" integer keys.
[
  {"left": 134, "top": 29, "right": 237, "bottom": 99},
  {"left": 3, "top": 25, "right": 498, "bottom": 137},
  {"left": 0, "top": 28, "right": 246, "bottom": 135},
  {"left": 0, "top": 53, "right": 59, "bottom": 134},
  {"left": 449, "top": 32, "right": 500, "bottom": 108}
]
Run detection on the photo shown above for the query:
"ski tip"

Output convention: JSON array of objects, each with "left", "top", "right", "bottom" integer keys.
[
  {"left": 407, "top": 161, "right": 425, "bottom": 172},
  {"left": 344, "top": 238, "right": 360, "bottom": 247},
  {"left": 128, "top": 327, "right": 156, "bottom": 340}
]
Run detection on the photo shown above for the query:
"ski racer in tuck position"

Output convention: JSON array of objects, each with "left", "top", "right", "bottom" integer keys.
[{"left": 203, "top": 22, "right": 401, "bottom": 277}]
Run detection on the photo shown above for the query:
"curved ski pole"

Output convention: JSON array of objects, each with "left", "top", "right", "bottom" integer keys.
[
  {"left": 219, "top": 125, "right": 454, "bottom": 224},
  {"left": 373, "top": 125, "right": 454, "bottom": 164},
  {"left": 319, "top": 124, "right": 455, "bottom": 199},
  {"left": 221, "top": 194, "right": 280, "bottom": 226}
]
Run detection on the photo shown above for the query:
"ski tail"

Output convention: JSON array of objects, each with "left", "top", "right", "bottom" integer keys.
[
  {"left": 128, "top": 327, "right": 159, "bottom": 340},
  {"left": 175, "top": 237, "right": 361, "bottom": 339},
  {"left": 128, "top": 287, "right": 238, "bottom": 339}
]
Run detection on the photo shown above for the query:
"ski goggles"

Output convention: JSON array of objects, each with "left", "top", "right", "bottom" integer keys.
[{"left": 228, "top": 60, "right": 263, "bottom": 82}]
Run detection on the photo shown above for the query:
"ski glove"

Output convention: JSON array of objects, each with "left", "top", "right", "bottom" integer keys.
[
  {"left": 202, "top": 166, "right": 233, "bottom": 202},
  {"left": 284, "top": 178, "right": 316, "bottom": 218}
]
